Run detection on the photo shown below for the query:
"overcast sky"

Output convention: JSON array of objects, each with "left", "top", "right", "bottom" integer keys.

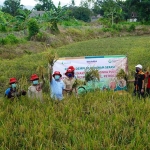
[{"left": 0, "top": 0, "right": 81, "bottom": 8}]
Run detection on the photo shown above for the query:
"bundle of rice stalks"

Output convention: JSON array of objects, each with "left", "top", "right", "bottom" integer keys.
[
  {"left": 18, "top": 75, "right": 28, "bottom": 91},
  {"left": 85, "top": 68, "right": 100, "bottom": 82},
  {"left": 72, "top": 79, "right": 85, "bottom": 88},
  {"left": 45, "top": 49, "right": 58, "bottom": 66},
  {"left": 116, "top": 69, "right": 128, "bottom": 81},
  {"left": 36, "top": 65, "right": 46, "bottom": 79},
  {"left": 146, "top": 66, "right": 150, "bottom": 72}
]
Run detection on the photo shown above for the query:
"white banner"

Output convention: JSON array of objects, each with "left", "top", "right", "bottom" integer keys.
[{"left": 53, "top": 55, "right": 128, "bottom": 90}]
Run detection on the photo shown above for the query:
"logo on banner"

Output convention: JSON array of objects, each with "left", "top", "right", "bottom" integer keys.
[
  {"left": 87, "top": 60, "right": 97, "bottom": 64},
  {"left": 108, "top": 59, "right": 119, "bottom": 63},
  {"left": 61, "top": 61, "right": 71, "bottom": 65}
]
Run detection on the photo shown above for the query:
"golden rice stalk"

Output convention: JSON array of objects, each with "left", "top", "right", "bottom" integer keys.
[
  {"left": 18, "top": 75, "right": 28, "bottom": 91},
  {"left": 36, "top": 65, "right": 46, "bottom": 79},
  {"left": 146, "top": 66, "right": 150, "bottom": 72},
  {"left": 85, "top": 67, "right": 100, "bottom": 82},
  {"left": 45, "top": 49, "right": 59, "bottom": 66},
  {"left": 116, "top": 69, "right": 128, "bottom": 81},
  {"left": 72, "top": 79, "right": 85, "bottom": 88}
]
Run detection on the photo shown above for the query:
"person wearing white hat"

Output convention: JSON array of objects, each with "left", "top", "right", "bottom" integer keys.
[{"left": 134, "top": 64, "right": 145, "bottom": 97}]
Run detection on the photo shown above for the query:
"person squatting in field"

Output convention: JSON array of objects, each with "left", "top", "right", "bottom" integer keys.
[
  {"left": 50, "top": 65, "right": 65, "bottom": 100},
  {"left": 28, "top": 74, "right": 45, "bottom": 102},
  {"left": 5, "top": 77, "right": 26, "bottom": 99},
  {"left": 63, "top": 66, "right": 77, "bottom": 96}
]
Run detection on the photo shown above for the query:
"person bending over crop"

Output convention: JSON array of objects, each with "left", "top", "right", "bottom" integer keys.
[
  {"left": 28, "top": 74, "right": 45, "bottom": 102},
  {"left": 5, "top": 77, "right": 26, "bottom": 99},
  {"left": 50, "top": 67, "right": 65, "bottom": 100}
]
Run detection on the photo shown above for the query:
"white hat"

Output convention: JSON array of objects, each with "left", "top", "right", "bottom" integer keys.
[{"left": 135, "top": 64, "right": 142, "bottom": 69}]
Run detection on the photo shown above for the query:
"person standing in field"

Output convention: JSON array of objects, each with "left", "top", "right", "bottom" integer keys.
[
  {"left": 28, "top": 74, "right": 45, "bottom": 102},
  {"left": 145, "top": 71, "right": 150, "bottom": 95},
  {"left": 5, "top": 77, "right": 26, "bottom": 99},
  {"left": 133, "top": 64, "right": 145, "bottom": 98},
  {"left": 49, "top": 65, "right": 65, "bottom": 100},
  {"left": 63, "top": 68, "right": 77, "bottom": 95},
  {"left": 68, "top": 66, "right": 75, "bottom": 77}
]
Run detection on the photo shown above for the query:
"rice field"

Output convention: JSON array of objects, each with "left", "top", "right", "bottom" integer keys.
[{"left": 1, "top": 36, "right": 150, "bottom": 149}]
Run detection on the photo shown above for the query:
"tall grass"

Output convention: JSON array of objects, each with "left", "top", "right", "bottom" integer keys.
[
  {"left": 1, "top": 91, "right": 150, "bottom": 149},
  {"left": 1, "top": 36, "right": 150, "bottom": 149}
]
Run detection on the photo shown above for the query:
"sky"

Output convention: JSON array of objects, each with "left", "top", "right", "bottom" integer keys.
[{"left": 0, "top": 0, "right": 81, "bottom": 9}]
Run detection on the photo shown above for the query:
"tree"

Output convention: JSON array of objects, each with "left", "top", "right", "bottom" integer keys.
[
  {"left": 125, "top": 0, "right": 150, "bottom": 22},
  {"left": 138, "top": 1, "right": 150, "bottom": 22},
  {"left": 70, "top": 6, "right": 91, "bottom": 22},
  {"left": 98, "top": 0, "right": 123, "bottom": 25},
  {"left": 13, "top": 9, "right": 31, "bottom": 31},
  {"left": 34, "top": 0, "right": 54, "bottom": 11},
  {"left": 41, "top": 4, "right": 69, "bottom": 33},
  {"left": 2, "top": 0, "right": 23, "bottom": 16}
]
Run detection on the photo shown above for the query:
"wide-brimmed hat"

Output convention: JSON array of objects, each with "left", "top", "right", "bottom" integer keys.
[
  {"left": 68, "top": 66, "right": 75, "bottom": 71},
  {"left": 65, "top": 69, "right": 74, "bottom": 76},
  {"left": 53, "top": 71, "right": 62, "bottom": 77},
  {"left": 30, "top": 74, "right": 39, "bottom": 81},
  {"left": 9, "top": 77, "right": 17, "bottom": 84},
  {"left": 135, "top": 64, "right": 142, "bottom": 69}
]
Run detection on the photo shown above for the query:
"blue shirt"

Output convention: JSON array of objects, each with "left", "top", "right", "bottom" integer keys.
[
  {"left": 5, "top": 88, "right": 11, "bottom": 95},
  {"left": 50, "top": 78, "right": 65, "bottom": 100}
]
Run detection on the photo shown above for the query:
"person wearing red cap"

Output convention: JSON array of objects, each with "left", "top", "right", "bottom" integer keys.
[
  {"left": 63, "top": 68, "right": 76, "bottom": 95},
  {"left": 68, "top": 66, "right": 75, "bottom": 73},
  {"left": 28, "top": 74, "right": 45, "bottom": 102},
  {"left": 50, "top": 68, "right": 65, "bottom": 100},
  {"left": 5, "top": 77, "right": 26, "bottom": 99}
]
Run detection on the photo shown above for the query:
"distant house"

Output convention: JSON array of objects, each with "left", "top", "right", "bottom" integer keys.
[
  {"left": 91, "top": 14, "right": 102, "bottom": 22},
  {"left": 129, "top": 12, "right": 138, "bottom": 22},
  {"left": 29, "top": 11, "right": 45, "bottom": 18}
]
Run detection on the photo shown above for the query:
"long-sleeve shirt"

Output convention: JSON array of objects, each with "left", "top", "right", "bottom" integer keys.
[{"left": 28, "top": 82, "right": 43, "bottom": 102}]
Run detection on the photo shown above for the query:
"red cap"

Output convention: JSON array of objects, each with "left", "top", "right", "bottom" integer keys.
[
  {"left": 65, "top": 69, "right": 74, "bottom": 76},
  {"left": 68, "top": 66, "right": 75, "bottom": 71},
  {"left": 9, "top": 77, "right": 17, "bottom": 84},
  {"left": 53, "top": 71, "right": 62, "bottom": 77},
  {"left": 30, "top": 74, "right": 39, "bottom": 81}
]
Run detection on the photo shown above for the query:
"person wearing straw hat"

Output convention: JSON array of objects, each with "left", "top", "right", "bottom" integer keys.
[
  {"left": 50, "top": 70, "right": 65, "bottom": 100},
  {"left": 28, "top": 74, "right": 45, "bottom": 102},
  {"left": 5, "top": 77, "right": 26, "bottom": 99}
]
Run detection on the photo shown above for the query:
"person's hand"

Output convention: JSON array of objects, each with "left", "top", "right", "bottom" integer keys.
[
  {"left": 22, "top": 90, "right": 26, "bottom": 95},
  {"left": 141, "top": 89, "right": 144, "bottom": 93}
]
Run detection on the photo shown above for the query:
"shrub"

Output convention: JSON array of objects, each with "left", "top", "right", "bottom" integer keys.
[
  {"left": 28, "top": 18, "right": 39, "bottom": 40},
  {"left": 35, "top": 32, "right": 48, "bottom": 42},
  {"left": 0, "top": 34, "right": 20, "bottom": 45},
  {"left": 0, "top": 24, "right": 7, "bottom": 32},
  {"left": 61, "top": 19, "right": 84, "bottom": 27},
  {"left": 6, "top": 34, "right": 19, "bottom": 44},
  {"left": 128, "top": 24, "right": 136, "bottom": 32}
]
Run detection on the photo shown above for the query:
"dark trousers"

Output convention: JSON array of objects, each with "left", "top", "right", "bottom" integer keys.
[
  {"left": 146, "top": 88, "right": 150, "bottom": 95},
  {"left": 133, "top": 88, "right": 145, "bottom": 98}
]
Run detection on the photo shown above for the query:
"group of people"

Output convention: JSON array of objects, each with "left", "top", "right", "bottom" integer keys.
[
  {"left": 4, "top": 64, "right": 150, "bottom": 101},
  {"left": 5, "top": 66, "right": 76, "bottom": 101}
]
